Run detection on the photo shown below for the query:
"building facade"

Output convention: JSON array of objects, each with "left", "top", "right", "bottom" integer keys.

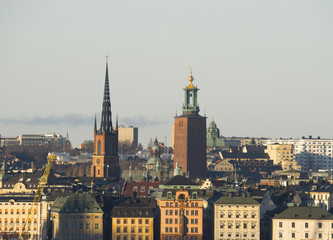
[
  {"left": 267, "top": 137, "right": 333, "bottom": 170},
  {"left": 0, "top": 133, "right": 64, "bottom": 147},
  {"left": 111, "top": 203, "right": 154, "bottom": 240},
  {"left": 91, "top": 59, "right": 120, "bottom": 179},
  {"left": 272, "top": 206, "right": 333, "bottom": 240},
  {"left": 157, "top": 174, "right": 205, "bottom": 240},
  {"left": 0, "top": 195, "right": 48, "bottom": 240},
  {"left": 214, "top": 194, "right": 260, "bottom": 240},
  {"left": 266, "top": 143, "right": 301, "bottom": 170},
  {"left": 118, "top": 125, "right": 138, "bottom": 146},
  {"left": 51, "top": 192, "right": 103, "bottom": 240},
  {"left": 173, "top": 70, "right": 206, "bottom": 179}
]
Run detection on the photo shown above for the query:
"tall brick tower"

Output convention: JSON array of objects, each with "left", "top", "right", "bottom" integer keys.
[
  {"left": 91, "top": 58, "right": 120, "bottom": 180},
  {"left": 173, "top": 64, "right": 206, "bottom": 179}
]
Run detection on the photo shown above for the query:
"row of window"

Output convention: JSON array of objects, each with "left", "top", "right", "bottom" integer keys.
[
  {"left": 163, "top": 236, "right": 199, "bottom": 240},
  {"left": 0, "top": 218, "right": 37, "bottom": 224},
  {"left": 220, "top": 213, "right": 256, "bottom": 218},
  {"left": 64, "top": 215, "right": 98, "bottom": 219},
  {"left": 116, "top": 227, "right": 150, "bottom": 233},
  {"left": 116, "top": 219, "right": 150, "bottom": 225},
  {"left": 165, "top": 227, "right": 198, "bottom": 233},
  {"left": 165, "top": 202, "right": 199, "bottom": 207},
  {"left": 219, "top": 233, "right": 256, "bottom": 238},
  {"left": 279, "top": 232, "right": 330, "bottom": 239},
  {"left": 165, "top": 218, "right": 198, "bottom": 224},
  {"left": 116, "top": 236, "right": 150, "bottom": 240},
  {"left": 166, "top": 192, "right": 198, "bottom": 199},
  {"left": 63, "top": 222, "right": 99, "bottom": 230},
  {"left": 165, "top": 210, "right": 198, "bottom": 216},
  {"left": 61, "top": 233, "right": 100, "bottom": 240},
  {"left": 279, "top": 222, "right": 328, "bottom": 228},
  {"left": 0, "top": 209, "right": 37, "bottom": 214},
  {"left": 220, "top": 222, "right": 256, "bottom": 229}
]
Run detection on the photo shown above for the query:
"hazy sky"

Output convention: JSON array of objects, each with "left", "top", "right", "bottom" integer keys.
[{"left": 1, "top": 0, "right": 332, "bottom": 147}]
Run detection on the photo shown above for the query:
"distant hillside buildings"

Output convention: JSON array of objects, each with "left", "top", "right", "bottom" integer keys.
[
  {"left": 0, "top": 133, "right": 65, "bottom": 147},
  {"left": 267, "top": 136, "right": 333, "bottom": 171}
]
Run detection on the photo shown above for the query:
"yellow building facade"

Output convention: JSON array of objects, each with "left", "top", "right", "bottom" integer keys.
[
  {"left": 111, "top": 203, "right": 154, "bottom": 240},
  {"left": 51, "top": 192, "right": 103, "bottom": 240},
  {"left": 266, "top": 144, "right": 301, "bottom": 170}
]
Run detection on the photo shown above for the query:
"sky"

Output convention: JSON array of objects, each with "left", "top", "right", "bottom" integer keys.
[{"left": 1, "top": 0, "right": 333, "bottom": 148}]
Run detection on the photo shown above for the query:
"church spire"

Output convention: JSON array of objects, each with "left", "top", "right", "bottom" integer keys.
[
  {"left": 94, "top": 114, "right": 97, "bottom": 131},
  {"left": 100, "top": 56, "right": 113, "bottom": 132}
]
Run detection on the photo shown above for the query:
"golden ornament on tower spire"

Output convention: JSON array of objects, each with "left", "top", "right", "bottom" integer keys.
[{"left": 185, "top": 62, "right": 196, "bottom": 89}]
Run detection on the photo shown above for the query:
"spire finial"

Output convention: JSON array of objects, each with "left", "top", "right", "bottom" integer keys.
[
  {"left": 116, "top": 113, "right": 119, "bottom": 130},
  {"left": 186, "top": 62, "right": 196, "bottom": 75},
  {"left": 94, "top": 113, "right": 97, "bottom": 131},
  {"left": 185, "top": 62, "right": 196, "bottom": 88}
]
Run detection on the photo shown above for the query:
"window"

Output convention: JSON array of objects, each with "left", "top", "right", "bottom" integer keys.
[
  {"left": 319, "top": 233, "right": 322, "bottom": 238},
  {"left": 305, "top": 222, "right": 308, "bottom": 228},
  {"left": 318, "top": 223, "right": 322, "bottom": 228},
  {"left": 86, "top": 223, "right": 90, "bottom": 229},
  {"left": 95, "top": 223, "right": 99, "bottom": 229},
  {"left": 145, "top": 219, "right": 149, "bottom": 224},
  {"left": 124, "top": 227, "right": 127, "bottom": 233},
  {"left": 279, "top": 222, "right": 283, "bottom": 228},
  {"left": 279, "top": 232, "right": 282, "bottom": 238},
  {"left": 175, "top": 227, "right": 178, "bottom": 233},
  {"left": 117, "top": 219, "right": 120, "bottom": 224},
  {"left": 243, "top": 223, "right": 247, "bottom": 229},
  {"left": 305, "top": 233, "right": 308, "bottom": 238},
  {"left": 139, "top": 219, "right": 142, "bottom": 224},
  {"left": 292, "top": 222, "right": 295, "bottom": 228},
  {"left": 124, "top": 219, "right": 127, "bottom": 224},
  {"left": 292, "top": 233, "right": 295, "bottom": 238},
  {"left": 175, "top": 218, "right": 178, "bottom": 224},
  {"left": 80, "top": 223, "right": 83, "bottom": 229}
]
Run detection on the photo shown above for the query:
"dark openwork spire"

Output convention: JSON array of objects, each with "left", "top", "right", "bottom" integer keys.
[
  {"left": 94, "top": 114, "right": 97, "bottom": 131},
  {"left": 100, "top": 57, "right": 112, "bottom": 132}
]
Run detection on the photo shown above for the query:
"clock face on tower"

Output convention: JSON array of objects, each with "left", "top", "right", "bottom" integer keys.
[{"left": 96, "top": 159, "right": 100, "bottom": 164}]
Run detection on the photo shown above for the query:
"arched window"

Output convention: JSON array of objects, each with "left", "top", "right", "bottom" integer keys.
[
  {"left": 97, "top": 140, "right": 101, "bottom": 155},
  {"left": 195, "top": 202, "right": 198, "bottom": 207}
]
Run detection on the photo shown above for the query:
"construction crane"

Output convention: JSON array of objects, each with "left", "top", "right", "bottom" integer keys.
[{"left": 19, "top": 154, "right": 55, "bottom": 240}]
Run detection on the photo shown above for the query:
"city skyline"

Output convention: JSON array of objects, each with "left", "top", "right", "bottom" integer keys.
[{"left": 1, "top": 0, "right": 333, "bottom": 147}]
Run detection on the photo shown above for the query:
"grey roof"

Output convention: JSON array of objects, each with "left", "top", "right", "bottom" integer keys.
[
  {"left": 163, "top": 175, "right": 198, "bottom": 186},
  {"left": 51, "top": 192, "right": 103, "bottom": 214},
  {"left": 111, "top": 203, "right": 154, "bottom": 218},
  {"left": 273, "top": 206, "right": 332, "bottom": 219},
  {"left": 215, "top": 196, "right": 260, "bottom": 205}
]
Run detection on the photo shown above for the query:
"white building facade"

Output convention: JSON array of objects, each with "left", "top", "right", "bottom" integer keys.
[
  {"left": 267, "top": 137, "right": 333, "bottom": 171},
  {"left": 272, "top": 206, "right": 333, "bottom": 240},
  {"left": 214, "top": 195, "right": 260, "bottom": 240}
]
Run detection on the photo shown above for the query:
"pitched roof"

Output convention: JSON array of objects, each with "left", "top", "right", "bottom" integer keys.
[
  {"left": 111, "top": 203, "right": 154, "bottom": 218},
  {"left": 51, "top": 192, "right": 103, "bottom": 214},
  {"left": 215, "top": 196, "right": 260, "bottom": 205},
  {"left": 273, "top": 206, "right": 332, "bottom": 219},
  {"left": 123, "top": 182, "right": 159, "bottom": 197},
  {"left": 163, "top": 175, "right": 198, "bottom": 186}
]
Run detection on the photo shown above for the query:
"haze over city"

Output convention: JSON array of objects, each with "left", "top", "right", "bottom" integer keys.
[{"left": 1, "top": 0, "right": 332, "bottom": 147}]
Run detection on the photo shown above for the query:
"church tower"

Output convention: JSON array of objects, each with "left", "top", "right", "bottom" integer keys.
[
  {"left": 173, "top": 64, "right": 207, "bottom": 179},
  {"left": 91, "top": 58, "right": 120, "bottom": 180}
]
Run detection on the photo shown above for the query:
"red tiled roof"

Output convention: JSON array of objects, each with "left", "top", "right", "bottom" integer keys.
[{"left": 123, "top": 181, "right": 159, "bottom": 197}]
